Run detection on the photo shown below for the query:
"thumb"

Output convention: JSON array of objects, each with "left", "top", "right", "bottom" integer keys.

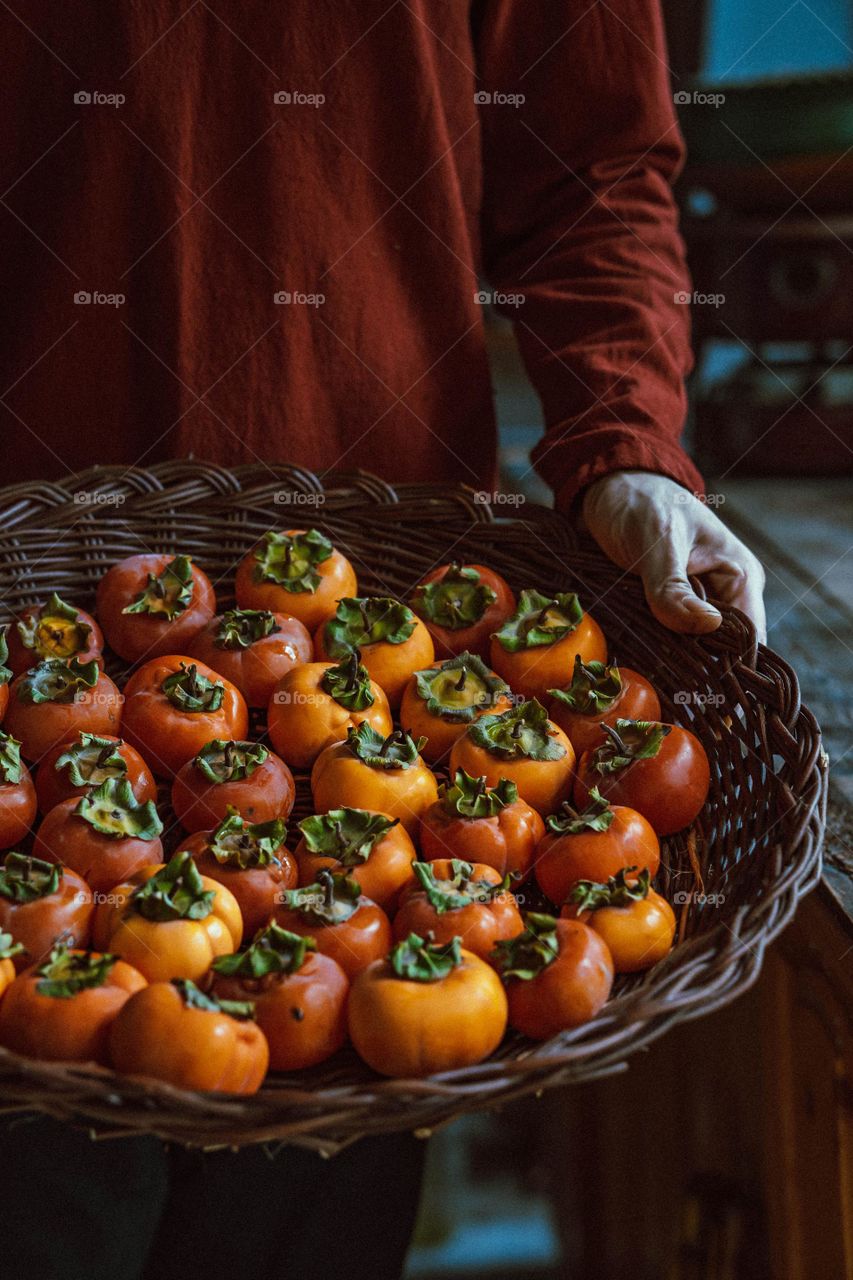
[{"left": 641, "top": 536, "right": 722, "bottom": 635}]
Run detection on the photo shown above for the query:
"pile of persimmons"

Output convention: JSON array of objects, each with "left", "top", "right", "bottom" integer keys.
[{"left": 0, "top": 530, "right": 710, "bottom": 1096}]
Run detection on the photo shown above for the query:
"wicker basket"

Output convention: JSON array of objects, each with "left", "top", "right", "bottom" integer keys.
[{"left": 0, "top": 462, "right": 827, "bottom": 1152}]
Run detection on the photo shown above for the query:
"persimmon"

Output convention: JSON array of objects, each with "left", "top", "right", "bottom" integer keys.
[
  {"left": 34, "top": 776, "right": 164, "bottom": 896},
  {"left": 0, "top": 943, "right": 146, "bottom": 1064},
  {"left": 493, "top": 914, "right": 613, "bottom": 1039},
  {"left": 36, "top": 731, "right": 156, "bottom": 814},
  {"left": 311, "top": 725, "right": 438, "bottom": 837},
  {"left": 235, "top": 529, "right": 357, "bottom": 632},
  {"left": 0, "top": 931, "right": 21, "bottom": 997},
  {"left": 267, "top": 654, "right": 392, "bottom": 770},
  {"left": 400, "top": 651, "right": 511, "bottom": 764},
  {"left": 394, "top": 860, "right": 522, "bottom": 963},
  {"left": 0, "top": 732, "right": 37, "bottom": 848},
  {"left": 574, "top": 719, "right": 711, "bottom": 836},
  {"left": 0, "top": 853, "right": 93, "bottom": 966},
  {"left": 121, "top": 656, "right": 248, "bottom": 778},
  {"left": 295, "top": 808, "right": 416, "bottom": 910},
  {"left": 96, "top": 553, "right": 216, "bottom": 665},
  {"left": 448, "top": 699, "right": 574, "bottom": 816},
  {"left": 314, "top": 596, "right": 434, "bottom": 709},
  {"left": 562, "top": 868, "right": 675, "bottom": 973},
  {"left": 188, "top": 608, "right": 312, "bottom": 708},
  {"left": 275, "top": 870, "right": 391, "bottom": 980},
  {"left": 5, "top": 659, "right": 122, "bottom": 762},
  {"left": 93, "top": 850, "right": 242, "bottom": 983},
  {"left": 548, "top": 657, "right": 661, "bottom": 755},
  {"left": 348, "top": 933, "right": 507, "bottom": 1077},
  {"left": 419, "top": 770, "right": 544, "bottom": 882},
  {"left": 490, "top": 589, "right": 606, "bottom": 702},
  {"left": 534, "top": 788, "right": 660, "bottom": 906},
  {"left": 178, "top": 815, "right": 297, "bottom": 939},
  {"left": 171, "top": 739, "right": 294, "bottom": 832},
  {"left": 110, "top": 978, "right": 268, "bottom": 1094},
  {"left": 6, "top": 592, "right": 103, "bottom": 675},
  {"left": 408, "top": 562, "right": 516, "bottom": 660},
  {"left": 211, "top": 924, "right": 349, "bottom": 1072}
]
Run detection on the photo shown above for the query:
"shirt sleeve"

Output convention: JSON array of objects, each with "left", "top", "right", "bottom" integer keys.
[{"left": 473, "top": 0, "right": 704, "bottom": 508}]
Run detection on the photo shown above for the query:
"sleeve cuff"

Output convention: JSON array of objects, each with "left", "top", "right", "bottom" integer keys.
[{"left": 542, "top": 431, "right": 705, "bottom": 513}]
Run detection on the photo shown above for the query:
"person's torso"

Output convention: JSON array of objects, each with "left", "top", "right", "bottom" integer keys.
[{"left": 0, "top": 2, "right": 496, "bottom": 487}]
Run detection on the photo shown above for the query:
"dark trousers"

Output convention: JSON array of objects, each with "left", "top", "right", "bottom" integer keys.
[{"left": 0, "top": 1114, "right": 426, "bottom": 1280}]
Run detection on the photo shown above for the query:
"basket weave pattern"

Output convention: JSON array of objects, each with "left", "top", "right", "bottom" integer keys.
[{"left": 0, "top": 463, "right": 827, "bottom": 1151}]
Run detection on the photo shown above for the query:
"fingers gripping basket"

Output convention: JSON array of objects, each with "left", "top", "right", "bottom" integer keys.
[{"left": 0, "top": 462, "right": 827, "bottom": 1151}]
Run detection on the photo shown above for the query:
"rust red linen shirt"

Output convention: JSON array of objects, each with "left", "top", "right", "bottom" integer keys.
[{"left": 0, "top": 0, "right": 703, "bottom": 503}]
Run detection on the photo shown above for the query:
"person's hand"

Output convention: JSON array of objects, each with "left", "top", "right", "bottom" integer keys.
[{"left": 581, "top": 471, "right": 767, "bottom": 644}]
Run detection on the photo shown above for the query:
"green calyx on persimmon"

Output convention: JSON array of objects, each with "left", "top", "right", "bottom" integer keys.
[
  {"left": 34, "top": 943, "right": 117, "bottom": 999},
  {"left": 493, "top": 589, "right": 583, "bottom": 653},
  {"left": 122, "top": 555, "right": 194, "bottom": 620},
  {"left": 545, "top": 787, "right": 615, "bottom": 835},
  {"left": 413, "top": 652, "right": 507, "bottom": 723},
  {"left": 324, "top": 597, "right": 415, "bottom": 659},
  {"left": 298, "top": 808, "right": 398, "bottom": 866},
  {"left": 17, "top": 593, "right": 92, "bottom": 661},
  {"left": 492, "top": 913, "right": 560, "bottom": 980},
  {"left": 194, "top": 739, "right": 268, "bottom": 784},
  {"left": 280, "top": 869, "right": 362, "bottom": 926},
  {"left": 17, "top": 658, "right": 99, "bottom": 705},
  {"left": 390, "top": 931, "right": 462, "bottom": 983},
  {"left": 129, "top": 851, "right": 215, "bottom": 923},
  {"left": 0, "top": 627, "right": 11, "bottom": 684},
  {"left": 0, "top": 732, "right": 24, "bottom": 784},
  {"left": 212, "top": 923, "right": 316, "bottom": 979},
  {"left": 469, "top": 700, "right": 566, "bottom": 762},
  {"left": 161, "top": 662, "right": 225, "bottom": 713},
  {"left": 319, "top": 651, "right": 376, "bottom": 712},
  {"left": 344, "top": 724, "right": 427, "bottom": 771},
  {"left": 171, "top": 977, "right": 256, "bottom": 1021},
  {"left": 412, "top": 859, "right": 510, "bottom": 914},
  {"left": 0, "top": 930, "right": 24, "bottom": 962},
  {"left": 570, "top": 866, "right": 650, "bottom": 913},
  {"left": 76, "top": 776, "right": 163, "bottom": 841},
  {"left": 549, "top": 657, "right": 623, "bottom": 714},
  {"left": 252, "top": 529, "right": 333, "bottom": 593},
  {"left": 207, "top": 813, "right": 287, "bottom": 869},
  {"left": 214, "top": 609, "right": 281, "bottom": 650},
  {"left": 56, "top": 733, "right": 128, "bottom": 788},
  {"left": 440, "top": 769, "right": 519, "bottom": 819},
  {"left": 0, "top": 853, "right": 61, "bottom": 903},
  {"left": 589, "top": 720, "right": 671, "bottom": 775},
  {"left": 409, "top": 564, "right": 497, "bottom": 630}
]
